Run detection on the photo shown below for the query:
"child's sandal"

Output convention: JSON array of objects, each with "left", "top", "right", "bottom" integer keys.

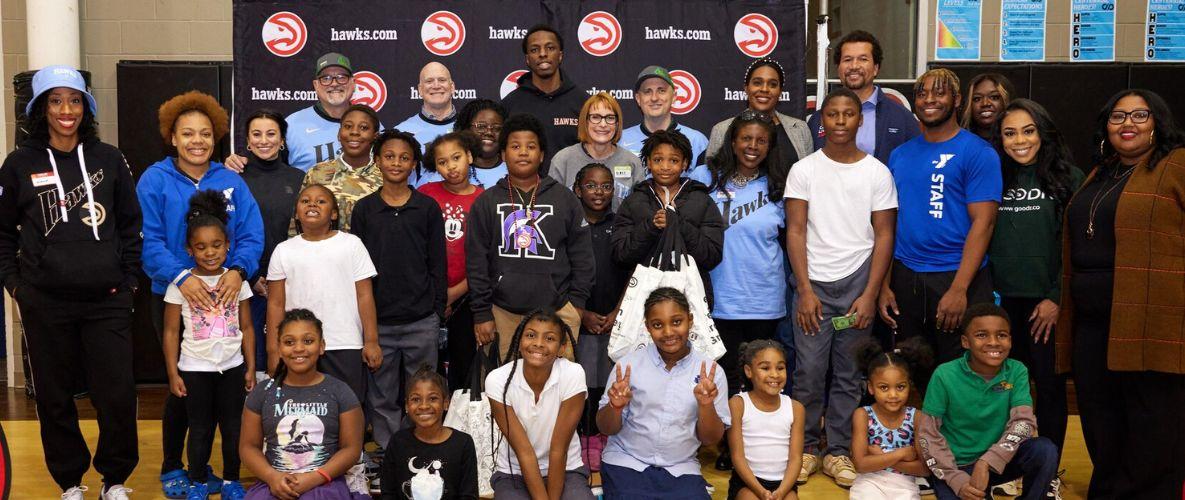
[{"left": 159, "top": 469, "right": 190, "bottom": 499}]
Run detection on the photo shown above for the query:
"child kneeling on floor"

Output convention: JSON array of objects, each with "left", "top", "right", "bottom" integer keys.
[{"left": 917, "top": 303, "right": 1058, "bottom": 500}]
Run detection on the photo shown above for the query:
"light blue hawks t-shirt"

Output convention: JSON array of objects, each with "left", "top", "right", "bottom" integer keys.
[{"left": 706, "top": 175, "right": 787, "bottom": 319}]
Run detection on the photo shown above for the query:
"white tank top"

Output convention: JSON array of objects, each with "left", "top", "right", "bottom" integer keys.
[{"left": 740, "top": 391, "right": 795, "bottom": 481}]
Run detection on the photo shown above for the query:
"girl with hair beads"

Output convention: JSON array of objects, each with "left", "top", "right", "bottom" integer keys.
[
  {"left": 485, "top": 309, "right": 594, "bottom": 499},
  {"left": 727, "top": 340, "right": 804, "bottom": 500},
  {"left": 596, "top": 287, "right": 729, "bottom": 499},
  {"left": 267, "top": 184, "right": 381, "bottom": 405},
  {"left": 241, "top": 309, "right": 369, "bottom": 500},
  {"left": 849, "top": 337, "right": 934, "bottom": 500},
  {"left": 380, "top": 366, "right": 479, "bottom": 500},
  {"left": 162, "top": 190, "right": 256, "bottom": 499}
]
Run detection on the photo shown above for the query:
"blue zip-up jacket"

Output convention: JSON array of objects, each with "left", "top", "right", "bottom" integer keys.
[
  {"left": 807, "top": 86, "right": 920, "bottom": 166},
  {"left": 137, "top": 157, "right": 264, "bottom": 294}
]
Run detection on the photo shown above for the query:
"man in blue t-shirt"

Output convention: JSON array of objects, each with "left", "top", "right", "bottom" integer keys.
[
  {"left": 394, "top": 62, "right": 457, "bottom": 158},
  {"left": 878, "top": 68, "right": 1002, "bottom": 371},
  {"left": 620, "top": 66, "right": 709, "bottom": 167}
]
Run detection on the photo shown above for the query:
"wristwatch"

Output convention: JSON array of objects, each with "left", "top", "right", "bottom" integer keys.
[{"left": 229, "top": 265, "right": 248, "bottom": 281}]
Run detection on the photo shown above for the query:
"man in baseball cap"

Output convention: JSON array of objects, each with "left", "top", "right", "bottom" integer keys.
[{"left": 620, "top": 65, "right": 709, "bottom": 166}]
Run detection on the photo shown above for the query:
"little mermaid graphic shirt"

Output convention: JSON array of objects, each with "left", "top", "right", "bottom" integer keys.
[
  {"left": 244, "top": 375, "right": 361, "bottom": 473},
  {"left": 163, "top": 268, "right": 252, "bottom": 371}
]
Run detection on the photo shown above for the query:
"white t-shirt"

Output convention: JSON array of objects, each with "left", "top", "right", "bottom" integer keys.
[
  {"left": 164, "top": 268, "right": 253, "bottom": 372},
  {"left": 485, "top": 357, "right": 587, "bottom": 476},
  {"left": 267, "top": 232, "right": 377, "bottom": 350},
  {"left": 785, "top": 149, "right": 898, "bottom": 282}
]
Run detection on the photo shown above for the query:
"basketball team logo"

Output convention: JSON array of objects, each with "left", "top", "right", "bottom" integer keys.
[
  {"left": 500, "top": 70, "right": 528, "bottom": 99},
  {"left": 351, "top": 71, "right": 387, "bottom": 111},
  {"left": 421, "top": 11, "right": 466, "bottom": 56},
  {"left": 261, "top": 11, "right": 307, "bottom": 57},
  {"left": 578, "top": 11, "right": 622, "bottom": 57},
  {"left": 733, "top": 13, "right": 778, "bottom": 58},
  {"left": 669, "top": 70, "right": 701, "bottom": 115}
]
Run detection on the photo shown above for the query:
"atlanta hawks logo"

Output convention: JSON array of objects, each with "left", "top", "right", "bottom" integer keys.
[
  {"left": 669, "top": 70, "right": 701, "bottom": 115},
  {"left": 500, "top": 70, "right": 529, "bottom": 99},
  {"left": 734, "top": 13, "right": 778, "bottom": 58},
  {"left": 578, "top": 11, "right": 622, "bottom": 57},
  {"left": 421, "top": 11, "right": 466, "bottom": 56},
  {"left": 351, "top": 71, "right": 388, "bottom": 111},
  {"left": 261, "top": 11, "right": 307, "bottom": 57}
]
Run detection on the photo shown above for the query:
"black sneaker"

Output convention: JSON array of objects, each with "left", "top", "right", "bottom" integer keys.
[{"left": 916, "top": 476, "right": 934, "bottom": 496}]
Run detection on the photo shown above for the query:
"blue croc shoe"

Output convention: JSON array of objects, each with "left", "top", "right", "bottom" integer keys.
[
  {"left": 185, "top": 482, "right": 210, "bottom": 500},
  {"left": 205, "top": 466, "right": 223, "bottom": 494},
  {"left": 160, "top": 470, "right": 190, "bottom": 499},
  {"left": 220, "top": 480, "right": 247, "bottom": 500}
]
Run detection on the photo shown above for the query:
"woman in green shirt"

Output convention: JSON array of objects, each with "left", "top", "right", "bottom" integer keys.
[{"left": 988, "top": 98, "right": 1082, "bottom": 463}]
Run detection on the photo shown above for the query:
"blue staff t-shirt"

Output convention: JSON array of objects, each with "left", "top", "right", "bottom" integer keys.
[
  {"left": 888, "top": 129, "right": 1001, "bottom": 273},
  {"left": 706, "top": 175, "right": 787, "bottom": 319}
]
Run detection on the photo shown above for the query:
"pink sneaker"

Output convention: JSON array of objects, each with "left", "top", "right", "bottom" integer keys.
[{"left": 588, "top": 434, "right": 607, "bottom": 472}]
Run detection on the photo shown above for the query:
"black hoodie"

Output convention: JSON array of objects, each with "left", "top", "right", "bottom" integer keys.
[
  {"left": 612, "top": 178, "right": 725, "bottom": 299},
  {"left": 0, "top": 137, "right": 142, "bottom": 299},
  {"left": 500, "top": 69, "right": 584, "bottom": 172},
  {"left": 465, "top": 176, "right": 594, "bottom": 323}
]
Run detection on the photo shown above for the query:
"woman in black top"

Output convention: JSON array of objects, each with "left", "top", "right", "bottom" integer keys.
[{"left": 238, "top": 109, "right": 304, "bottom": 373}]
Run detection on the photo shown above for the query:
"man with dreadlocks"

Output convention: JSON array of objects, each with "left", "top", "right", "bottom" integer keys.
[{"left": 877, "top": 68, "right": 1003, "bottom": 375}]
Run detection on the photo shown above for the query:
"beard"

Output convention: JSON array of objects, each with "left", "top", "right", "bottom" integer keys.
[{"left": 918, "top": 105, "right": 955, "bottom": 128}]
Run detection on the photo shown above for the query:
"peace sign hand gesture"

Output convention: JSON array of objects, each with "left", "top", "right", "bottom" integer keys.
[
  {"left": 608, "top": 364, "right": 632, "bottom": 409},
  {"left": 694, "top": 361, "right": 719, "bottom": 407}
]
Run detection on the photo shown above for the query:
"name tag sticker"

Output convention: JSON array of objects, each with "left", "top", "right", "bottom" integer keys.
[
  {"left": 31, "top": 171, "right": 57, "bottom": 187},
  {"left": 613, "top": 165, "right": 632, "bottom": 178}
]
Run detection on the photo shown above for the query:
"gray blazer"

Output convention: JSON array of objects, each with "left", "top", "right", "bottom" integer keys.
[{"left": 706, "top": 111, "right": 815, "bottom": 165}]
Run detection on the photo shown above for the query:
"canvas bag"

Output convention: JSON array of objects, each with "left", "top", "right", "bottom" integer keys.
[{"left": 442, "top": 348, "right": 500, "bottom": 497}]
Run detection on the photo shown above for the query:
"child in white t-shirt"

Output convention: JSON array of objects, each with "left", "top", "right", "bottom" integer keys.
[{"left": 266, "top": 184, "right": 381, "bottom": 404}]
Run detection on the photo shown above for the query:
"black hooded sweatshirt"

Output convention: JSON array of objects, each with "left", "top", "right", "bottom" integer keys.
[
  {"left": 611, "top": 178, "right": 725, "bottom": 300},
  {"left": 0, "top": 136, "right": 142, "bottom": 299},
  {"left": 500, "top": 69, "right": 584, "bottom": 173},
  {"left": 465, "top": 176, "right": 594, "bottom": 323}
]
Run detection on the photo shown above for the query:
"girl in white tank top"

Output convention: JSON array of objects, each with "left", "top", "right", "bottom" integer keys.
[{"left": 726, "top": 341, "right": 805, "bottom": 499}]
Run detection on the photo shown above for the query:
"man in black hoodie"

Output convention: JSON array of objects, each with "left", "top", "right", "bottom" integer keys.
[
  {"left": 501, "top": 24, "right": 585, "bottom": 174},
  {"left": 466, "top": 114, "right": 595, "bottom": 361},
  {"left": 0, "top": 66, "right": 141, "bottom": 499}
]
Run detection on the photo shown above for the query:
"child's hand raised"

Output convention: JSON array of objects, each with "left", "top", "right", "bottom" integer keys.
[
  {"left": 607, "top": 364, "right": 632, "bottom": 409},
  {"left": 693, "top": 361, "right": 719, "bottom": 407}
]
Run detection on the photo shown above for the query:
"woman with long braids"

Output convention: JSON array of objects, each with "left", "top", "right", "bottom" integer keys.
[{"left": 485, "top": 309, "right": 594, "bottom": 499}]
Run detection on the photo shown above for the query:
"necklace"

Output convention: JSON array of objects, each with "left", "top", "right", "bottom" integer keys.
[
  {"left": 508, "top": 177, "right": 540, "bottom": 250},
  {"left": 1085, "top": 165, "right": 1136, "bottom": 239},
  {"left": 730, "top": 171, "right": 760, "bottom": 188}
]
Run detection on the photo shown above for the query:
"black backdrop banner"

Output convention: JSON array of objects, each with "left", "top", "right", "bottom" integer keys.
[{"left": 232, "top": 0, "right": 805, "bottom": 147}]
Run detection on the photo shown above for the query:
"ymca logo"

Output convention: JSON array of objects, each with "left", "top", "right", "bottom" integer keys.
[
  {"left": 669, "top": 70, "right": 701, "bottom": 115},
  {"left": 578, "top": 11, "right": 622, "bottom": 57},
  {"left": 351, "top": 71, "right": 388, "bottom": 111},
  {"left": 421, "top": 11, "right": 466, "bottom": 56},
  {"left": 733, "top": 13, "right": 778, "bottom": 58},
  {"left": 499, "top": 70, "right": 528, "bottom": 99},
  {"left": 261, "top": 11, "right": 307, "bottom": 57}
]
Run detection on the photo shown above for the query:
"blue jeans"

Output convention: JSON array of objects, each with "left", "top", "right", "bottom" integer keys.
[
  {"left": 601, "top": 464, "right": 709, "bottom": 500},
  {"left": 932, "top": 437, "right": 1058, "bottom": 500}
]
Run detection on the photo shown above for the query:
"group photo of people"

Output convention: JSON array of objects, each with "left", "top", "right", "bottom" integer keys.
[{"left": 1, "top": 9, "right": 1184, "bottom": 500}]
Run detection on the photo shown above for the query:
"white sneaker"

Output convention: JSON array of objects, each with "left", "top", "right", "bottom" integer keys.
[
  {"left": 1047, "top": 470, "right": 1065, "bottom": 499},
  {"left": 822, "top": 454, "right": 857, "bottom": 487},
  {"left": 101, "top": 484, "right": 133, "bottom": 500},
  {"left": 916, "top": 476, "right": 934, "bottom": 495},
  {"left": 798, "top": 453, "right": 819, "bottom": 484},
  {"left": 992, "top": 478, "right": 1022, "bottom": 496},
  {"left": 61, "top": 486, "right": 88, "bottom": 500}
]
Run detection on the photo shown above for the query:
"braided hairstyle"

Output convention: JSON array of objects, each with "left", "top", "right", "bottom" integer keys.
[
  {"left": 737, "top": 339, "right": 787, "bottom": 391},
  {"left": 853, "top": 336, "right": 934, "bottom": 385},
  {"left": 405, "top": 364, "right": 449, "bottom": 403},
  {"left": 644, "top": 286, "right": 691, "bottom": 317},
  {"left": 267, "top": 308, "right": 324, "bottom": 392},
  {"left": 573, "top": 162, "right": 611, "bottom": 188},
  {"left": 185, "top": 189, "right": 229, "bottom": 243},
  {"left": 707, "top": 111, "right": 783, "bottom": 201}
]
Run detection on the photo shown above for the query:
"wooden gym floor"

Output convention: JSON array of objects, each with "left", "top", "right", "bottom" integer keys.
[{"left": 2, "top": 386, "right": 1093, "bottom": 499}]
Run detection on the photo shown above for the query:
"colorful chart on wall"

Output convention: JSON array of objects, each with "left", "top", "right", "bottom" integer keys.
[
  {"left": 1070, "top": 0, "right": 1116, "bottom": 61},
  {"left": 1145, "top": 0, "right": 1185, "bottom": 61},
  {"left": 1000, "top": 0, "right": 1047, "bottom": 61},
  {"left": 935, "top": 0, "right": 983, "bottom": 61}
]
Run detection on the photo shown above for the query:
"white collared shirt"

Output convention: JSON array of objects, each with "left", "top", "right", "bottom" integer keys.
[{"left": 486, "top": 357, "right": 587, "bottom": 475}]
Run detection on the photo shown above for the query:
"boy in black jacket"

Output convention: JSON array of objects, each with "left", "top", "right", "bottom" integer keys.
[{"left": 466, "top": 114, "right": 595, "bottom": 361}]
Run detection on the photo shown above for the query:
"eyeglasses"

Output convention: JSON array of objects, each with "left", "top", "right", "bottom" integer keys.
[
  {"left": 472, "top": 122, "right": 502, "bottom": 134},
  {"left": 316, "top": 74, "right": 351, "bottom": 86},
  {"left": 1108, "top": 109, "right": 1152, "bottom": 125},
  {"left": 587, "top": 114, "right": 618, "bottom": 125},
  {"left": 739, "top": 109, "right": 773, "bottom": 123},
  {"left": 580, "top": 182, "right": 614, "bottom": 193}
]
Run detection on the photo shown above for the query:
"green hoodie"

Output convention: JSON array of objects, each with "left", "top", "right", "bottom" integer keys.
[{"left": 989, "top": 165, "right": 1084, "bottom": 301}]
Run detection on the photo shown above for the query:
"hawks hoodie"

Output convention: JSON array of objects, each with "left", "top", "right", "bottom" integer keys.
[
  {"left": 465, "top": 176, "right": 594, "bottom": 322},
  {"left": 501, "top": 69, "right": 584, "bottom": 171},
  {"left": 0, "top": 136, "right": 142, "bottom": 299},
  {"left": 137, "top": 157, "right": 264, "bottom": 295}
]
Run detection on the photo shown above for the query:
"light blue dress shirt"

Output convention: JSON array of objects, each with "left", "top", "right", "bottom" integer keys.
[{"left": 856, "top": 86, "right": 879, "bottom": 157}]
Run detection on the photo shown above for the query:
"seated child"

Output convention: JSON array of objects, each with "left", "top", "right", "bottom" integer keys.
[
  {"left": 727, "top": 340, "right": 803, "bottom": 500},
  {"left": 381, "top": 366, "right": 479, "bottom": 499},
  {"left": 849, "top": 337, "right": 933, "bottom": 500},
  {"left": 595, "top": 287, "right": 729, "bottom": 500},
  {"left": 917, "top": 303, "right": 1058, "bottom": 500}
]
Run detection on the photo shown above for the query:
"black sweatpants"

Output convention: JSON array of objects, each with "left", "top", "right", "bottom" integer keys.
[
  {"left": 999, "top": 296, "right": 1068, "bottom": 456},
  {"left": 152, "top": 294, "right": 191, "bottom": 474},
  {"left": 715, "top": 319, "right": 781, "bottom": 397},
  {"left": 444, "top": 298, "right": 476, "bottom": 394},
  {"left": 17, "top": 286, "right": 139, "bottom": 489},
  {"left": 180, "top": 365, "right": 245, "bottom": 482}
]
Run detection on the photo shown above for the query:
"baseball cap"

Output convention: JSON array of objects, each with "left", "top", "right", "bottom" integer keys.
[
  {"left": 26, "top": 65, "right": 98, "bottom": 116},
  {"left": 314, "top": 52, "right": 353, "bottom": 78},
  {"left": 634, "top": 65, "right": 674, "bottom": 91}
]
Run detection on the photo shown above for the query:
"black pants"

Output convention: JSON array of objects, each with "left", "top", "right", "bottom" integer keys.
[
  {"left": 180, "top": 366, "right": 245, "bottom": 482},
  {"left": 888, "top": 261, "right": 994, "bottom": 392},
  {"left": 444, "top": 298, "right": 476, "bottom": 394},
  {"left": 715, "top": 318, "right": 781, "bottom": 397},
  {"left": 17, "top": 286, "right": 139, "bottom": 489},
  {"left": 999, "top": 296, "right": 1068, "bottom": 456},
  {"left": 153, "top": 294, "right": 206, "bottom": 474},
  {"left": 580, "top": 386, "right": 606, "bottom": 436},
  {"left": 1070, "top": 270, "right": 1185, "bottom": 499}
]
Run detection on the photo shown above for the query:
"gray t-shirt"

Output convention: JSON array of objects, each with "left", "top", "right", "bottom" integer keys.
[
  {"left": 245, "top": 375, "right": 361, "bottom": 473},
  {"left": 548, "top": 143, "right": 645, "bottom": 210}
]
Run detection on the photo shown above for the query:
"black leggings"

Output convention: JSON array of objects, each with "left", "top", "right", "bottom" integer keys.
[
  {"left": 999, "top": 296, "right": 1068, "bottom": 456},
  {"left": 180, "top": 365, "right": 246, "bottom": 482}
]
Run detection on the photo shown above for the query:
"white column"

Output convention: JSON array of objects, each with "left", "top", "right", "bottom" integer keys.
[{"left": 26, "top": 0, "right": 81, "bottom": 69}]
